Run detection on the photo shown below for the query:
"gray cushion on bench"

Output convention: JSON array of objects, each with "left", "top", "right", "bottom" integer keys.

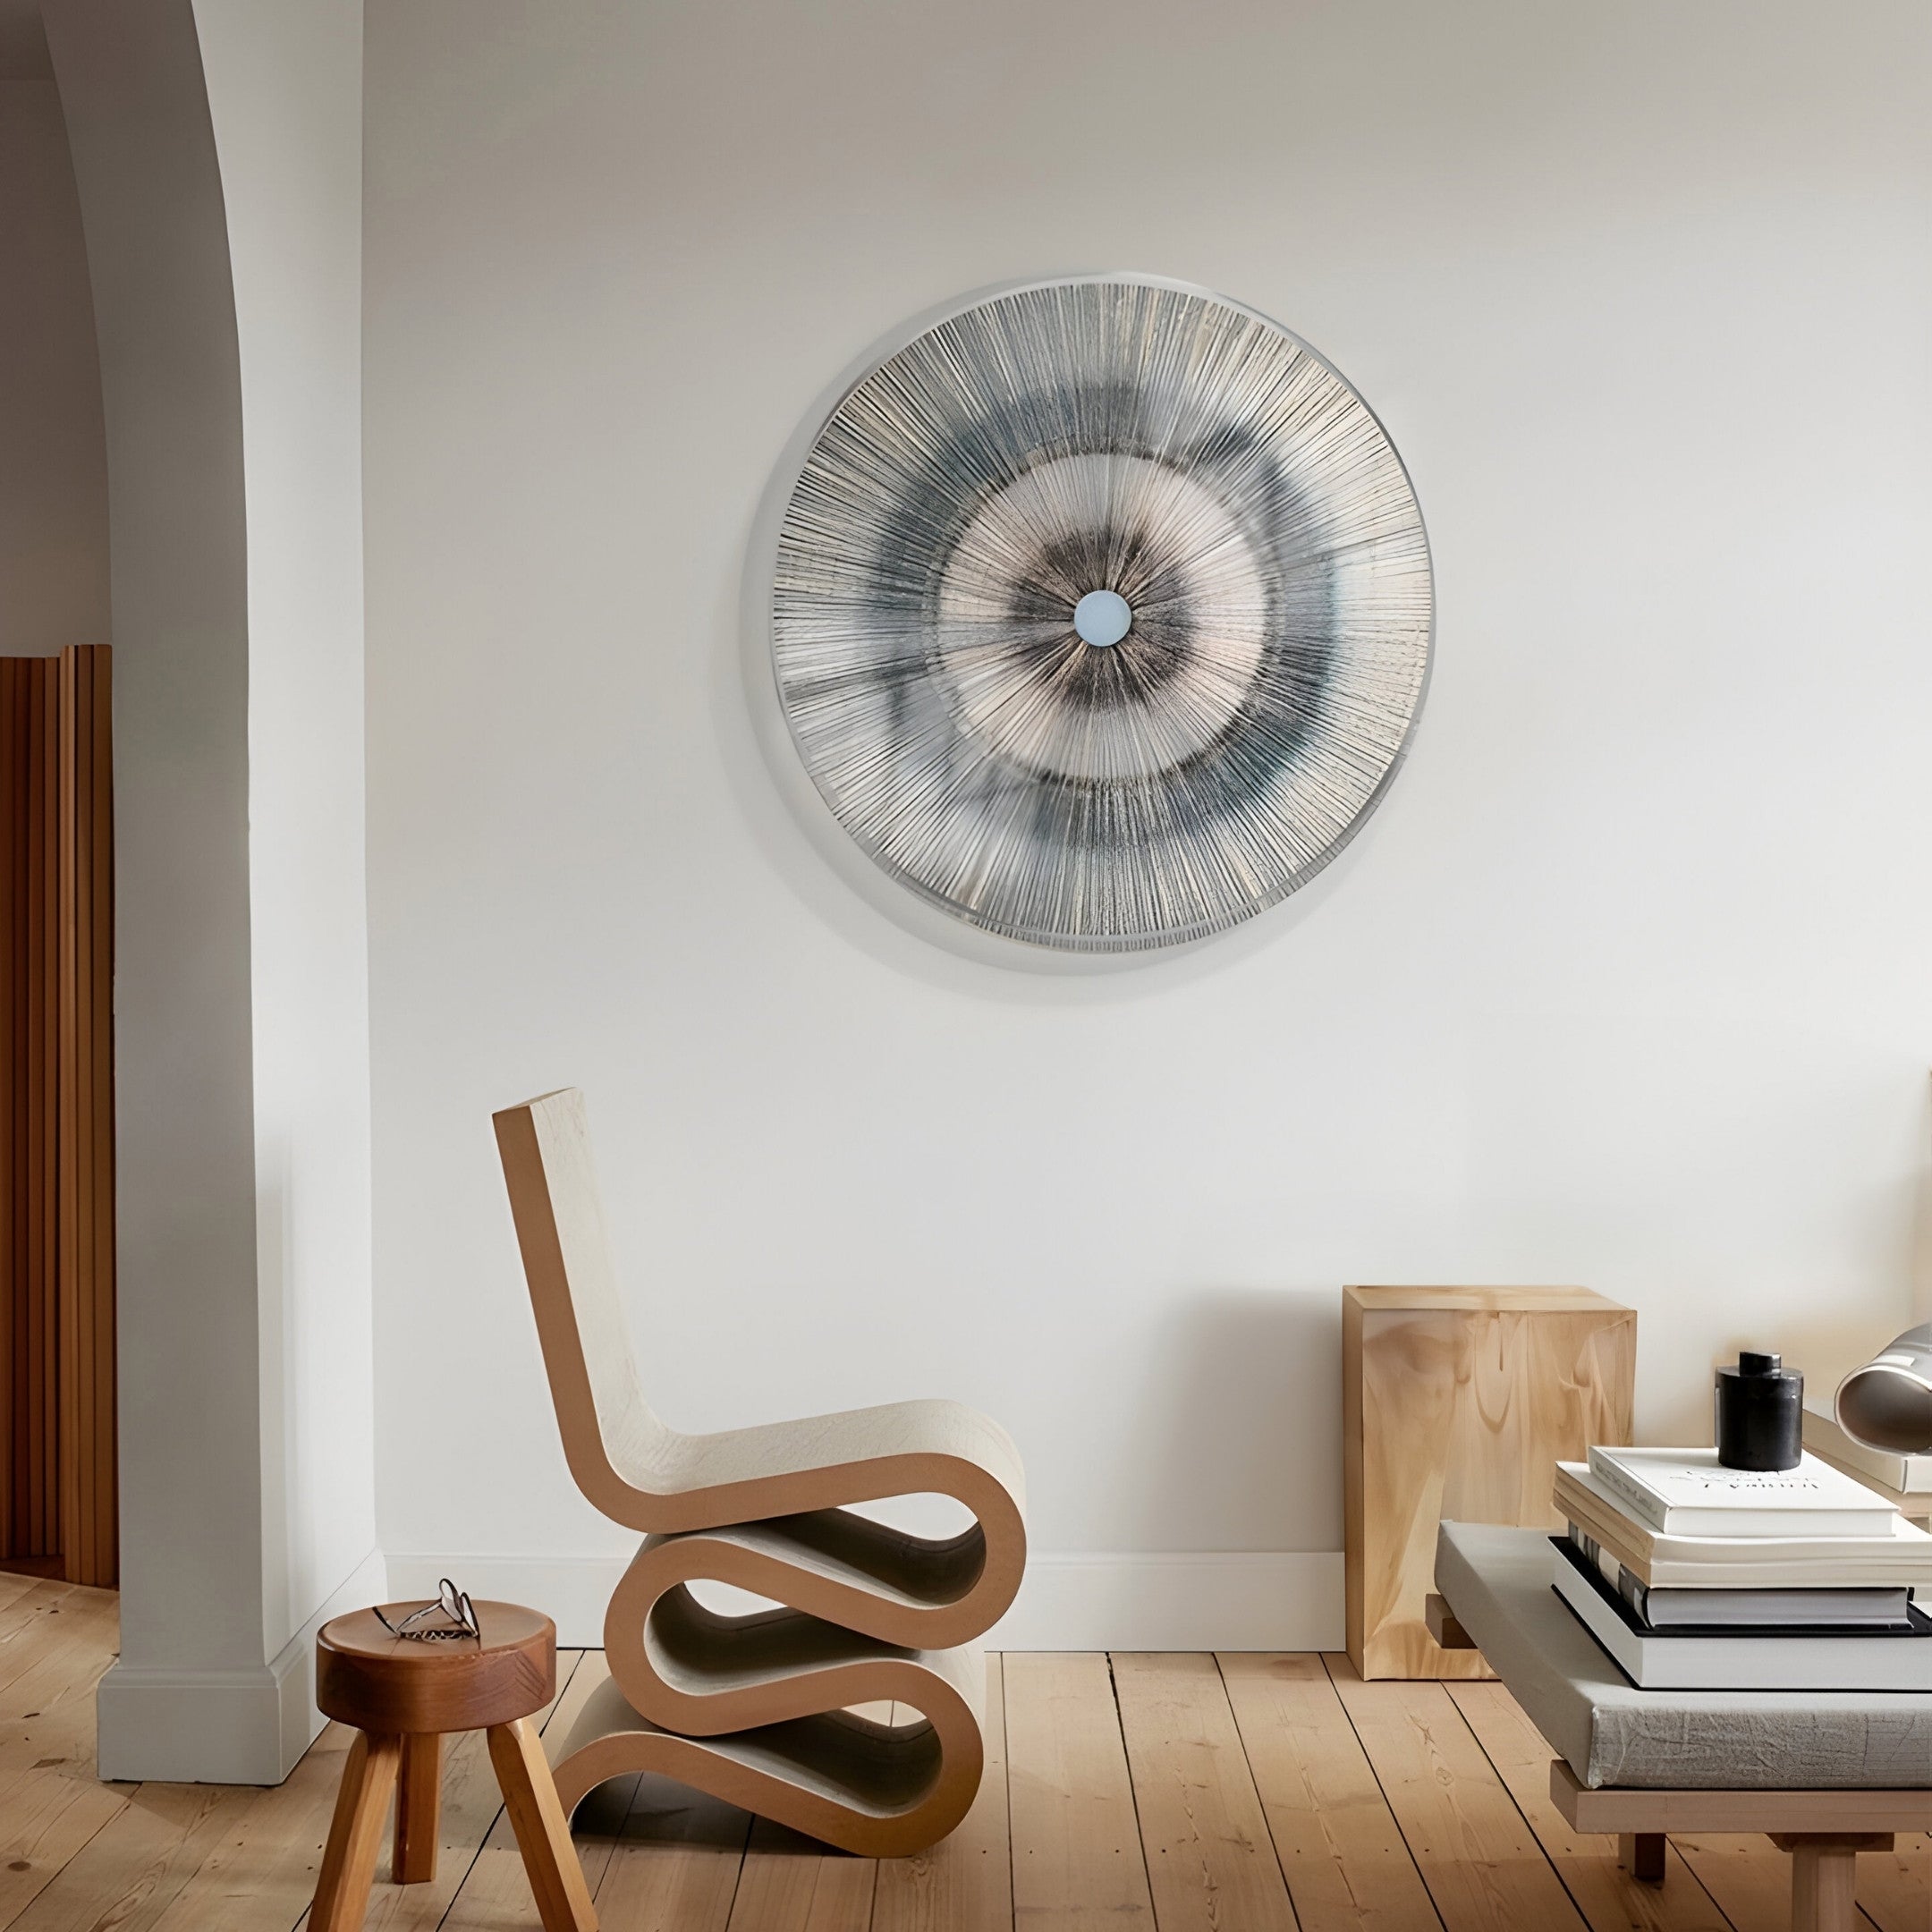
[{"left": 1435, "top": 1521, "right": 1932, "bottom": 1790}]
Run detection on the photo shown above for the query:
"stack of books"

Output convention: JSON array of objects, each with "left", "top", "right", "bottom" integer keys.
[{"left": 1551, "top": 1445, "right": 1932, "bottom": 1689}]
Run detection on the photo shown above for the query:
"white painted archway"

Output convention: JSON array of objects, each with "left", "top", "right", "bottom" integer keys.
[{"left": 44, "top": 0, "right": 377, "bottom": 1783}]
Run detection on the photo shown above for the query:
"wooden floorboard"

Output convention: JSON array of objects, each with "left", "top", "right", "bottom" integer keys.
[
  {"left": 5, "top": 1782, "right": 255, "bottom": 1932},
  {"left": 0, "top": 1580, "right": 129, "bottom": 1930},
  {"left": 143, "top": 1719, "right": 354, "bottom": 1932},
  {"left": 1443, "top": 1681, "right": 1732, "bottom": 1932},
  {"left": 870, "top": 1655, "right": 1012, "bottom": 1932},
  {"left": 1111, "top": 1651, "right": 1299, "bottom": 1932},
  {"left": 724, "top": 1818, "right": 876, "bottom": 1932},
  {"left": 1218, "top": 1653, "right": 1442, "bottom": 1932},
  {"left": 1004, "top": 1652, "right": 1155, "bottom": 1932},
  {"left": 0, "top": 1572, "right": 55, "bottom": 1614},
  {"left": 1323, "top": 1656, "right": 1589, "bottom": 1932},
  {"left": 0, "top": 1590, "right": 1923, "bottom": 1932},
  {"left": 0, "top": 1583, "right": 97, "bottom": 1708},
  {"left": 589, "top": 1767, "right": 750, "bottom": 1932}
]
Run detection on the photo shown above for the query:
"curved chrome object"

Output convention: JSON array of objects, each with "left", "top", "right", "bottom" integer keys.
[{"left": 1835, "top": 1323, "right": 1932, "bottom": 1456}]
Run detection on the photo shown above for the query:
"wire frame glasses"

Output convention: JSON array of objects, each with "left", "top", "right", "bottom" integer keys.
[{"left": 374, "top": 1577, "right": 480, "bottom": 1643}]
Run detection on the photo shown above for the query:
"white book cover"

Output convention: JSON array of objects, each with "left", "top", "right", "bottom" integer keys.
[
  {"left": 1550, "top": 1539, "right": 1932, "bottom": 1690},
  {"left": 1586, "top": 1445, "right": 1895, "bottom": 1537},
  {"left": 1801, "top": 1405, "right": 1932, "bottom": 1496},
  {"left": 1556, "top": 1462, "right": 1932, "bottom": 1588}
]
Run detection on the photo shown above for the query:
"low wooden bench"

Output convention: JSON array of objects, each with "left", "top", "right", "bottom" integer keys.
[{"left": 1431, "top": 1525, "right": 1932, "bottom": 1932}]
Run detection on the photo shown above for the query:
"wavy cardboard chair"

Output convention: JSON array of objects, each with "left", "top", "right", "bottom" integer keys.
[{"left": 493, "top": 1088, "right": 1027, "bottom": 1854}]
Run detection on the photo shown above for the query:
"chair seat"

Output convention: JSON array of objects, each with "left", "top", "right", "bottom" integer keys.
[{"left": 609, "top": 1397, "right": 1027, "bottom": 1519}]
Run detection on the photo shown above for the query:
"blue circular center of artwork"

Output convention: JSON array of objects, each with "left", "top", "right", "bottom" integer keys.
[{"left": 1072, "top": 589, "right": 1132, "bottom": 648}]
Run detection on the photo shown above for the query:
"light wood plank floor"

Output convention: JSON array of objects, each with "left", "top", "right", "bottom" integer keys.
[{"left": 3, "top": 1576, "right": 1927, "bottom": 1932}]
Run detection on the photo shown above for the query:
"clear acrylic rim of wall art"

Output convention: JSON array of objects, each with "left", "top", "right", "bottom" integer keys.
[{"left": 765, "top": 273, "right": 1436, "bottom": 957}]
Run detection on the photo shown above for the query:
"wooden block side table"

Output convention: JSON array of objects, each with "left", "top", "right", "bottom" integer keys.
[
  {"left": 1343, "top": 1284, "right": 1634, "bottom": 1680},
  {"left": 309, "top": 1601, "right": 597, "bottom": 1932}
]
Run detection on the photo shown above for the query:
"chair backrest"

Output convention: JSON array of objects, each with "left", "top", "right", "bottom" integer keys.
[{"left": 493, "top": 1088, "right": 674, "bottom": 1508}]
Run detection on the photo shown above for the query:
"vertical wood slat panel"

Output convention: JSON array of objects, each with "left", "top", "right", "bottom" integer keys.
[
  {"left": 58, "top": 645, "right": 115, "bottom": 1588},
  {"left": 40, "top": 657, "right": 59, "bottom": 1559},
  {"left": 0, "top": 660, "right": 19, "bottom": 1559},
  {"left": 0, "top": 648, "right": 114, "bottom": 1585},
  {"left": 23, "top": 661, "right": 59, "bottom": 1561},
  {"left": 43, "top": 662, "right": 59, "bottom": 1559},
  {"left": 22, "top": 658, "right": 42, "bottom": 1554},
  {"left": 64, "top": 648, "right": 89, "bottom": 1583},
  {"left": 90, "top": 648, "right": 115, "bottom": 1586}
]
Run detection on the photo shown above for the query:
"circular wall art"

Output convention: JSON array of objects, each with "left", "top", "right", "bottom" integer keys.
[{"left": 769, "top": 275, "right": 1433, "bottom": 954}]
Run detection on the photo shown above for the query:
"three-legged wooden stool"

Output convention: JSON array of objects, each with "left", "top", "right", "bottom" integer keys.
[{"left": 309, "top": 1601, "right": 597, "bottom": 1932}]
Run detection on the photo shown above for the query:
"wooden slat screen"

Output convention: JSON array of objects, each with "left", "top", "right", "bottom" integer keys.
[
  {"left": 1, "top": 658, "right": 60, "bottom": 1563},
  {"left": 0, "top": 646, "right": 115, "bottom": 1587},
  {"left": 58, "top": 646, "right": 114, "bottom": 1588}
]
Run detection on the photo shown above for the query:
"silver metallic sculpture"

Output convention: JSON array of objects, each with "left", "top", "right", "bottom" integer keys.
[
  {"left": 770, "top": 275, "right": 1434, "bottom": 953},
  {"left": 1837, "top": 1325, "right": 1932, "bottom": 1453}
]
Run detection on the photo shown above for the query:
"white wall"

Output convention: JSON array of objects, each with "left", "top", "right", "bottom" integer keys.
[
  {"left": 362, "top": 0, "right": 1932, "bottom": 1645},
  {"left": 0, "top": 0, "right": 106, "bottom": 651}
]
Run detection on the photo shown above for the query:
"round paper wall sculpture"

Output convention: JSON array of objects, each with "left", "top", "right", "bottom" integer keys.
[{"left": 769, "top": 275, "right": 1434, "bottom": 953}]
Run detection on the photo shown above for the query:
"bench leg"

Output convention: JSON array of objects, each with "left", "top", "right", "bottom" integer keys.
[
  {"left": 1618, "top": 1832, "right": 1665, "bottom": 1883},
  {"left": 394, "top": 1732, "right": 442, "bottom": 1883},
  {"left": 1772, "top": 1832, "right": 1893, "bottom": 1932},
  {"left": 488, "top": 1717, "right": 598, "bottom": 1932},
  {"left": 311, "top": 1731, "right": 402, "bottom": 1932}
]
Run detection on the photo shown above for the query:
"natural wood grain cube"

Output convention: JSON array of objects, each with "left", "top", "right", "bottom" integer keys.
[{"left": 1343, "top": 1285, "right": 1635, "bottom": 1680}]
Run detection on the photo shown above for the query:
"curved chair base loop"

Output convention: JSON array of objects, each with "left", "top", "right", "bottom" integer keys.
[
  {"left": 607, "top": 1510, "right": 1016, "bottom": 1653},
  {"left": 553, "top": 1670, "right": 984, "bottom": 1858},
  {"left": 605, "top": 1536, "right": 987, "bottom": 1739}
]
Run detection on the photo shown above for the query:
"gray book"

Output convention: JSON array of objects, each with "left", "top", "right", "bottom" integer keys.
[{"left": 1552, "top": 1538, "right": 1932, "bottom": 1690}]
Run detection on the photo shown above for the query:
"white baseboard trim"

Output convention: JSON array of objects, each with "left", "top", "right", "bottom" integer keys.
[
  {"left": 386, "top": 1549, "right": 1344, "bottom": 1652},
  {"left": 97, "top": 1546, "right": 388, "bottom": 1784},
  {"left": 993, "top": 1552, "right": 1344, "bottom": 1650}
]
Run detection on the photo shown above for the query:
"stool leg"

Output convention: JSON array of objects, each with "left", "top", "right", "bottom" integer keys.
[
  {"left": 487, "top": 1717, "right": 598, "bottom": 1932},
  {"left": 311, "top": 1731, "right": 402, "bottom": 1932},
  {"left": 394, "top": 1733, "right": 442, "bottom": 1883},
  {"left": 1618, "top": 1832, "right": 1665, "bottom": 1883}
]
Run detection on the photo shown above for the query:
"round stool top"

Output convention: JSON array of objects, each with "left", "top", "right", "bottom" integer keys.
[{"left": 316, "top": 1600, "right": 555, "bottom": 1735}]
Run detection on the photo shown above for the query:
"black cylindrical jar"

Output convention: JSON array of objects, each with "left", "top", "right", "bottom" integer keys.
[{"left": 1714, "top": 1352, "right": 1803, "bottom": 1470}]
